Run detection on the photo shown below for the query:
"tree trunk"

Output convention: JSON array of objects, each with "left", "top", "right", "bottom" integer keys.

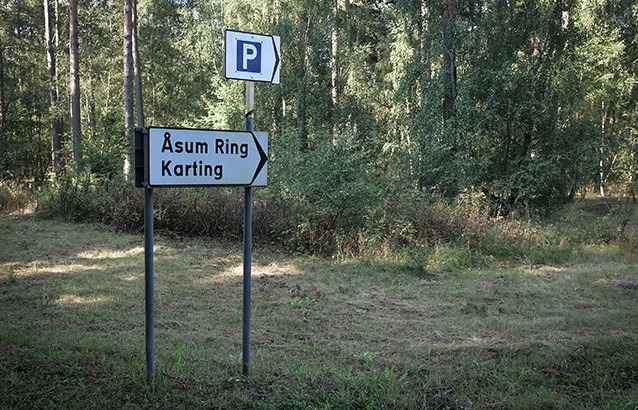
[
  {"left": 45, "top": 0, "right": 62, "bottom": 176},
  {"left": 600, "top": 100, "right": 605, "bottom": 196},
  {"left": 54, "top": 0, "right": 63, "bottom": 145},
  {"left": 562, "top": 0, "right": 570, "bottom": 30},
  {"left": 420, "top": 0, "right": 431, "bottom": 88},
  {"left": 69, "top": 0, "right": 83, "bottom": 175},
  {"left": 525, "top": 34, "right": 543, "bottom": 159},
  {"left": 442, "top": 0, "right": 456, "bottom": 121},
  {"left": 631, "top": 130, "right": 637, "bottom": 202},
  {"left": 0, "top": 31, "right": 5, "bottom": 169},
  {"left": 331, "top": 0, "right": 339, "bottom": 143},
  {"left": 0, "top": 31, "right": 5, "bottom": 128},
  {"left": 123, "top": 0, "right": 135, "bottom": 180},
  {"left": 296, "top": 14, "right": 311, "bottom": 153},
  {"left": 297, "top": 82, "right": 308, "bottom": 153},
  {"left": 132, "top": 0, "right": 144, "bottom": 127},
  {"left": 106, "top": 16, "right": 113, "bottom": 113},
  {"left": 331, "top": 0, "right": 338, "bottom": 107},
  {"left": 417, "top": 0, "right": 432, "bottom": 192}
]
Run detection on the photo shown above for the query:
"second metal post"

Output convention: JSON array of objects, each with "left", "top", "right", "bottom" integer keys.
[
  {"left": 144, "top": 186, "right": 155, "bottom": 383},
  {"left": 242, "top": 81, "right": 254, "bottom": 377}
]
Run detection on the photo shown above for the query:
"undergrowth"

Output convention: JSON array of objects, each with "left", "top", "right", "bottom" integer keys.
[
  {"left": 0, "top": 180, "right": 32, "bottom": 213},
  {"left": 27, "top": 175, "right": 636, "bottom": 269}
]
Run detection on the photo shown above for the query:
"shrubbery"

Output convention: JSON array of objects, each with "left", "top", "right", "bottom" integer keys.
[
  {"left": 33, "top": 170, "right": 576, "bottom": 270},
  {"left": 13, "top": 120, "right": 577, "bottom": 268},
  {"left": 0, "top": 180, "right": 32, "bottom": 213}
]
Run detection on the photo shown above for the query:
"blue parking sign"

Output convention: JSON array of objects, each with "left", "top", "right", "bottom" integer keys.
[{"left": 237, "top": 40, "right": 262, "bottom": 73}]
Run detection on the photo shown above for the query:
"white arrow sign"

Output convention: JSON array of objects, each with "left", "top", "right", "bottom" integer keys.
[
  {"left": 147, "top": 127, "right": 267, "bottom": 187},
  {"left": 225, "top": 30, "right": 280, "bottom": 84}
]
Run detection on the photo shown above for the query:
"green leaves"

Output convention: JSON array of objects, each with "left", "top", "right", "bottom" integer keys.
[{"left": 2, "top": 0, "right": 637, "bottom": 215}]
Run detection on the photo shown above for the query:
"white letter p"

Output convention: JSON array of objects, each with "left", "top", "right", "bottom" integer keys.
[{"left": 242, "top": 44, "right": 258, "bottom": 70}]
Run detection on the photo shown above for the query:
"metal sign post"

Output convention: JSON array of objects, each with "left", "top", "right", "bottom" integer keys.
[
  {"left": 242, "top": 81, "right": 254, "bottom": 376},
  {"left": 135, "top": 127, "right": 155, "bottom": 384},
  {"left": 144, "top": 186, "right": 154, "bottom": 383}
]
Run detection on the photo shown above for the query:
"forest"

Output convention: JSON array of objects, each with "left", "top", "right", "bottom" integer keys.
[{"left": 1, "top": 0, "right": 637, "bottom": 253}]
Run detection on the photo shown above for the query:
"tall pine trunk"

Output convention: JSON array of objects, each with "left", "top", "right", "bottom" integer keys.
[
  {"left": 0, "top": 31, "right": 5, "bottom": 167},
  {"left": 296, "top": 14, "right": 310, "bottom": 153},
  {"left": 132, "top": 0, "right": 144, "bottom": 127},
  {"left": 600, "top": 101, "right": 606, "bottom": 196},
  {"left": 123, "top": 0, "right": 135, "bottom": 180},
  {"left": 0, "top": 32, "right": 5, "bottom": 129},
  {"left": 69, "top": 0, "right": 83, "bottom": 175},
  {"left": 418, "top": 0, "right": 432, "bottom": 192},
  {"left": 562, "top": 0, "right": 570, "bottom": 30},
  {"left": 442, "top": 0, "right": 456, "bottom": 122},
  {"left": 45, "top": 0, "right": 62, "bottom": 176},
  {"left": 331, "top": 0, "right": 338, "bottom": 128},
  {"left": 54, "top": 0, "right": 63, "bottom": 142}
]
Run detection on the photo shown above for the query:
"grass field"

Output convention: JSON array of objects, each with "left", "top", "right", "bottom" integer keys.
[{"left": 1, "top": 212, "right": 637, "bottom": 408}]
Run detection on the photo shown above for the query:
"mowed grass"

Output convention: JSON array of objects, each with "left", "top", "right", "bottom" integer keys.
[{"left": 1, "top": 215, "right": 637, "bottom": 409}]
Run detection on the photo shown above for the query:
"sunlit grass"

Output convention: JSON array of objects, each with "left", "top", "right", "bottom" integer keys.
[
  {"left": 55, "top": 294, "right": 112, "bottom": 306},
  {"left": 76, "top": 247, "right": 144, "bottom": 259}
]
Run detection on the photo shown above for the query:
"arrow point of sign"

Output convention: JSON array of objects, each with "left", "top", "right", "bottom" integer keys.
[
  {"left": 250, "top": 133, "right": 268, "bottom": 186},
  {"left": 270, "top": 35, "right": 280, "bottom": 84},
  {"left": 272, "top": 36, "right": 280, "bottom": 68}
]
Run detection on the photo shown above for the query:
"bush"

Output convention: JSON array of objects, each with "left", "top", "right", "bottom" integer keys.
[
  {"left": 371, "top": 191, "right": 573, "bottom": 268},
  {"left": 35, "top": 168, "right": 575, "bottom": 270},
  {"left": 37, "top": 174, "right": 143, "bottom": 230},
  {"left": 81, "top": 111, "right": 127, "bottom": 179},
  {"left": 268, "top": 130, "right": 382, "bottom": 254},
  {"left": 36, "top": 175, "right": 269, "bottom": 240},
  {"left": 0, "top": 180, "right": 32, "bottom": 213}
]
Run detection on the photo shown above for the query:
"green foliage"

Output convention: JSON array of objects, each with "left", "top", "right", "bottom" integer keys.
[
  {"left": 0, "top": 0, "right": 52, "bottom": 181},
  {"left": 492, "top": 157, "right": 569, "bottom": 215},
  {"left": 34, "top": 172, "right": 587, "bottom": 269},
  {"left": 353, "top": 351, "right": 376, "bottom": 363},
  {"left": 4, "top": 0, "right": 638, "bottom": 218},
  {"left": 286, "top": 297, "right": 317, "bottom": 308},
  {"left": 152, "top": 188, "right": 244, "bottom": 238},
  {"left": 36, "top": 174, "right": 143, "bottom": 230},
  {"left": 81, "top": 112, "right": 126, "bottom": 179},
  {"left": 376, "top": 191, "right": 577, "bottom": 270},
  {"left": 4, "top": 0, "right": 637, "bottom": 269},
  {"left": 270, "top": 129, "right": 382, "bottom": 253},
  {"left": 278, "top": 367, "right": 412, "bottom": 409},
  {"left": 4, "top": 268, "right": 17, "bottom": 284}
]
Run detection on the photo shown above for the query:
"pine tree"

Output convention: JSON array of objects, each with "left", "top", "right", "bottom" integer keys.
[
  {"left": 123, "top": 0, "right": 134, "bottom": 180},
  {"left": 44, "top": 0, "right": 62, "bottom": 176},
  {"left": 69, "top": 0, "right": 83, "bottom": 175}
]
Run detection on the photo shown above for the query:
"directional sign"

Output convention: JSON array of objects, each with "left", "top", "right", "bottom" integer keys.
[
  {"left": 225, "top": 30, "right": 280, "bottom": 84},
  {"left": 146, "top": 127, "right": 267, "bottom": 187}
]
